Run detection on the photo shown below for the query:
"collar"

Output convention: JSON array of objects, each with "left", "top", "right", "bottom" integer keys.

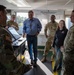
[
  {"left": 28, "top": 18, "right": 34, "bottom": 21},
  {"left": 50, "top": 21, "right": 56, "bottom": 23}
]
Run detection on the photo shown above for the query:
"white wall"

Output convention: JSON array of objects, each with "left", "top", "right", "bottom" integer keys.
[{"left": 38, "top": 35, "right": 47, "bottom": 46}]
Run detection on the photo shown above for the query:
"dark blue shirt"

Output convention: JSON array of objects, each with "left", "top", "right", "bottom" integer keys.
[
  {"left": 52, "top": 29, "right": 68, "bottom": 48},
  {"left": 23, "top": 18, "right": 42, "bottom": 35}
]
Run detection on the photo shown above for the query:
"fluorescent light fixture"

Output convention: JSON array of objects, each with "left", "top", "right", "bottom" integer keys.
[{"left": 6, "top": 0, "right": 31, "bottom": 7}]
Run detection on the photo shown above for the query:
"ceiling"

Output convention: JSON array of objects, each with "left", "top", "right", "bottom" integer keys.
[{"left": 0, "top": 0, "right": 74, "bottom": 12}]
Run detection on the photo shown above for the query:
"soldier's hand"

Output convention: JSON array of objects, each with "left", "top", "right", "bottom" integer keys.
[
  {"left": 11, "top": 25, "right": 15, "bottom": 28},
  {"left": 51, "top": 47, "right": 56, "bottom": 54},
  {"left": 45, "top": 34, "right": 48, "bottom": 38},
  {"left": 60, "top": 46, "right": 64, "bottom": 52},
  {"left": 6, "top": 36, "right": 12, "bottom": 43},
  {"left": 36, "top": 32, "right": 39, "bottom": 36}
]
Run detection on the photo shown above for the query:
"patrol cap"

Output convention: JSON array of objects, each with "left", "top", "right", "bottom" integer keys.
[{"left": 0, "top": 5, "right": 6, "bottom": 11}]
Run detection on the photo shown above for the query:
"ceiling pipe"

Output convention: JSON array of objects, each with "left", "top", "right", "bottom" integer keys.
[{"left": 64, "top": 0, "right": 71, "bottom": 6}]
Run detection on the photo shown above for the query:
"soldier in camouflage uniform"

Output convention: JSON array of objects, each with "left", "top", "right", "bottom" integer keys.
[
  {"left": 7, "top": 15, "right": 19, "bottom": 30},
  {"left": 41, "top": 15, "right": 58, "bottom": 62},
  {"left": 63, "top": 10, "right": 74, "bottom": 75},
  {"left": 0, "top": 5, "right": 31, "bottom": 75}
]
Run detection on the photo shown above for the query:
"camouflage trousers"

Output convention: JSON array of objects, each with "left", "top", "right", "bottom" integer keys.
[
  {"left": 43, "top": 37, "right": 53, "bottom": 56},
  {"left": 0, "top": 48, "right": 32, "bottom": 75}
]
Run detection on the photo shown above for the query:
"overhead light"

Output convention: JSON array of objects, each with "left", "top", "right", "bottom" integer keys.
[{"left": 6, "top": 0, "right": 31, "bottom": 7}]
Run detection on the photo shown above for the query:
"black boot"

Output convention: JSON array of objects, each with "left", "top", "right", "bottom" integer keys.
[{"left": 53, "top": 66, "right": 57, "bottom": 72}]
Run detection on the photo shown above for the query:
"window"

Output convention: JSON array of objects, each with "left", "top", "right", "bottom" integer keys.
[
  {"left": 16, "top": 12, "right": 28, "bottom": 35},
  {"left": 65, "top": 17, "right": 72, "bottom": 30}
]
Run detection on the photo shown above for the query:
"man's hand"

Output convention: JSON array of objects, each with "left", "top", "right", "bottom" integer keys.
[
  {"left": 36, "top": 32, "right": 39, "bottom": 36},
  {"left": 23, "top": 34, "right": 26, "bottom": 38}
]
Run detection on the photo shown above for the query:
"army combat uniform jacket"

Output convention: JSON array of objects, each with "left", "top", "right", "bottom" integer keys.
[
  {"left": 7, "top": 20, "right": 19, "bottom": 30},
  {"left": 63, "top": 25, "right": 74, "bottom": 75},
  {"left": 43, "top": 22, "right": 58, "bottom": 56},
  {"left": 0, "top": 25, "right": 31, "bottom": 75}
]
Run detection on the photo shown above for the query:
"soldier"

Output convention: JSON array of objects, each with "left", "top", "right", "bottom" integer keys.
[
  {"left": 7, "top": 15, "right": 19, "bottom": 30},
  {"left": 63, "top": 10, "right": 74, "bottom": 75},
  {"left": 0, "top": 5, "right": 31, "bottom": 75},
  {"left": 41, "top": 15, "right": 58, "bottom": 62}
]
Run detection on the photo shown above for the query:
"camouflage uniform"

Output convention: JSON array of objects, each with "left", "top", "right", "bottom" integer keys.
[
  {"left": 63, "top": 25, "right": 74, "bottom": 75},
  {"left": 7, "top": 20, "right": 19, "bottom": 30},
  {"left": 44, "top": 22, "right": 58, "bottom": 56},
  {"left": 0, "top": 25, "right": 31, "bottom": 75}
]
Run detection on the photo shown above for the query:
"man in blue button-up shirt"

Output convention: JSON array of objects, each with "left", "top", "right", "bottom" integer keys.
[{"left": 23, "top": 10, "right": 42, "bottom": 67}]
